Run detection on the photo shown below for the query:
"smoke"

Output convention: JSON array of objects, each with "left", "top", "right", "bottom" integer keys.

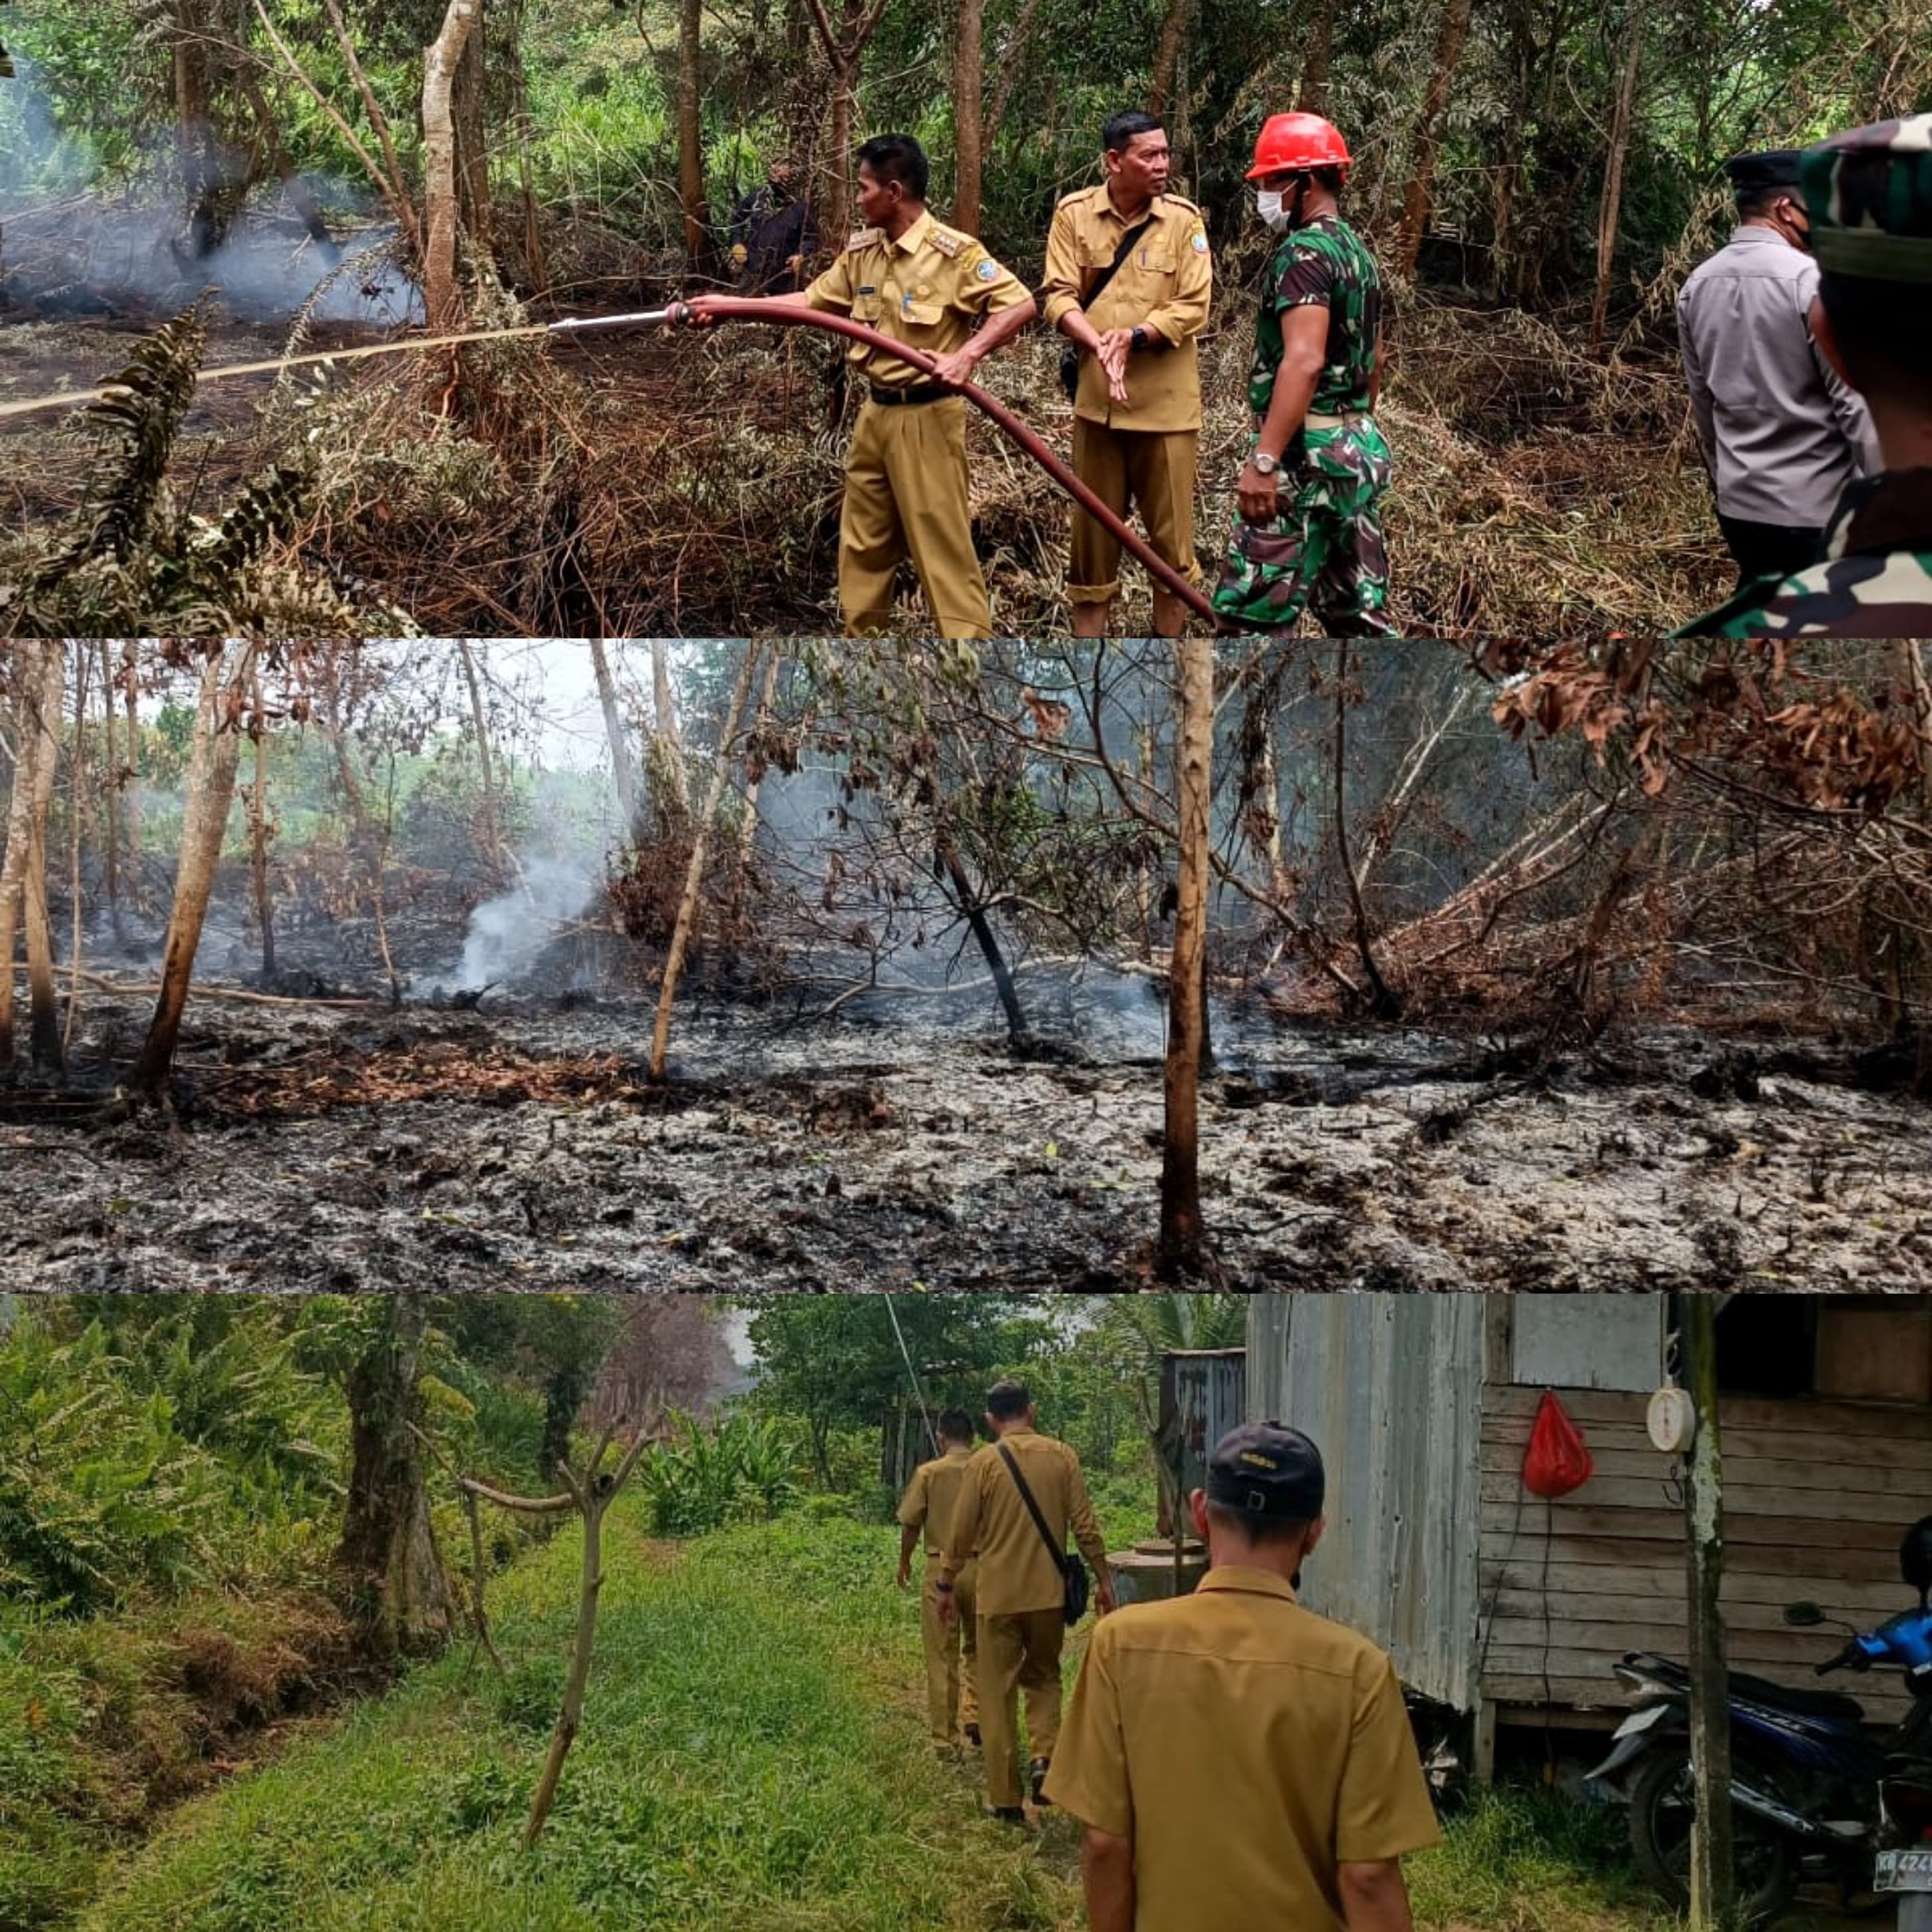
[
  {"left": 453, "top": 858, "right": 598, "bottom": 992},
  {"left": 0, "top": 64, "right": 420, "bottom": 325}
]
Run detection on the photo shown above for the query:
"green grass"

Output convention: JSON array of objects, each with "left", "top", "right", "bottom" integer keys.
[
  {"left": 71, "top": 1514, "right": 1072, "bottom": 1932},
  {"left": 51, "top": 1505, "right": 1797, "bottom": 1932}
]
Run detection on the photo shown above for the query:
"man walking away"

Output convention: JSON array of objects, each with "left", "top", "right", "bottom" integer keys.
[
  {"left": 1047, "top": 1422, "right": 1441, "bottom": 1932},
  {"left": 1677, "top": 148, "right": 1880, "bottom": 590},
  {"left": 896, "top": 1408, "right": 982, "bottom": 1750},
  {"left": 1042, "top": 110, "right": 1213, "bottom": 638},
  {"left": 939, "top": 1379, "right": 1114, "bottom": 1822}
]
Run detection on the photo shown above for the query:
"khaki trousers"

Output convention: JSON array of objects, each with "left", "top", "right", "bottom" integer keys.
[
  {"left": 920, "top": 1558, "right": 978, "bottom": 1742},
  {"left": 976, "top": 1608, "right": 1065, "bottom": 1808},
  {"left": 1068, "top": 419, "right": 1201, "bottom": 606},
  {"left": 839, "top": 396, "right": 993, "bottom": 639}
]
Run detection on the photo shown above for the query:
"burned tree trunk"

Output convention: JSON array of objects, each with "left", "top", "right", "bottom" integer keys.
[
  {"left": 422, "top": 0, "right": 482, "bottom": 334},
  {"left": 25, "top": 644, "right": 66, "bottom": 1070},
  {"left": 650, "top": 646, "right": 762, "bottom": 1080},
  {"left": 456, "top": 641, "right": 508, "bottom": 876},
  {"left": 246, "top": 665, "right": 277, "bottom": 979},
  {"left": 131, "top": 644, "right": 259, "bottom": 1098},
  {"left": 1588, "top": 0, "right": 1645, "bottom": 354},
  {"left": 1160, "top": 641, "right": 1213, "bottom": 1276},
  {"left": 937, "top": 834, "right": 1027, "bottom": 1046},
  {"left": 337, "top": 1296, "right": 451, "bottom": 1660}
]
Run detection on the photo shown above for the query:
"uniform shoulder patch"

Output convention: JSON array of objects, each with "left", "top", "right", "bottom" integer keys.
[
  {"left": 975, "top": 258, "right": 999, "bottom": 281},
  {"left": 1191, "top": 230, "right": 1210, "bottom": 253},
  {"left": 844, "top": 226, "right": 881, "bottom": 253},
  {"left": 929, "top": 226, "right": 965, "bottom": 258}
]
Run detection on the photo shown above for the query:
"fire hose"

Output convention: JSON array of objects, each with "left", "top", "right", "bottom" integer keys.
[
  {"left": 663, "top": 297, "right": 1221, "bottom": 626},
  {"left": 0, "top": 296, "right": 1227, "bottom": 626}
]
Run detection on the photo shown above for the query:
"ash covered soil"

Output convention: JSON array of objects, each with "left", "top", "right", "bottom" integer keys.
[{"left": 5, "top": 974, "right": 1929, "bottom": 1291}]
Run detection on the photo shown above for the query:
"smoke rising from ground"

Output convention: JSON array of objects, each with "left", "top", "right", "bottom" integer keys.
[{"left": 455, "top": 858, "right": 599, "bottom": 992}]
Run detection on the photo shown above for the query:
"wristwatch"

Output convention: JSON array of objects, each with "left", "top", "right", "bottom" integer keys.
[
  {"left": 1129, "top": 326, "right": 1149, "bottom": 354},
  {"left": 1252, "top": 450, "right": 1281, "bottom": 476}
]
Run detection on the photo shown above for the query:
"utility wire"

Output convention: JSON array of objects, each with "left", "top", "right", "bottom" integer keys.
[{"left": 883, "top": 1293, "right": 940, "bottom": 1458}]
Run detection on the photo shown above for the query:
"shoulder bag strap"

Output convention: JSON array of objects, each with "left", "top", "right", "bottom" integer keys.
[
  {"left": 1079, "top": 215, "right": 1155, "bottom": 311},
  {"left": 998, "top": 1442, "right": 1069, "bottom": 1574}
]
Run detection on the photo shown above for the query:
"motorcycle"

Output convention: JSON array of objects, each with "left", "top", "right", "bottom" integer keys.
[{"left": 1586, "top": 1518, "right": 1932, "bottom": 1924}]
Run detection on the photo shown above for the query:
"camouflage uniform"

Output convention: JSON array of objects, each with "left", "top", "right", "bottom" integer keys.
[
  {"left": 1213, "top": 214, "right": 1397, "bottom": 637},
  {"left": 1682, "top": 115, "right": 1932, "bottom": 637}
]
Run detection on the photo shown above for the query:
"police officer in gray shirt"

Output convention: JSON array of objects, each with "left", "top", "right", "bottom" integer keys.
[{"left": 1678, "top": 149, "right": 1881, "bottom": 588}]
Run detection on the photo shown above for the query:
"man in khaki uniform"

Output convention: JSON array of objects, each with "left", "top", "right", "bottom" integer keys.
[
  {"left": 687, "top": 133, "right": 1035, "bottom": 637},
  {"left": 896, "top": 1408, "right": 982, "bottom": 1749},
  {"left": 1041, "top": 110, "right": 1213, "bottom": 639},
  {"left": 938, "top": 1379, "right": 1114, "bottom": 1821},
  {"left": 1046, "top": 1423, "right": 1441, "bottom": 1932}
]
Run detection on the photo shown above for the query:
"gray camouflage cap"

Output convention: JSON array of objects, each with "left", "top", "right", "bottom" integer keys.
[{"left": 1803, "top": 113, "right": 1932, "bottom": 284}]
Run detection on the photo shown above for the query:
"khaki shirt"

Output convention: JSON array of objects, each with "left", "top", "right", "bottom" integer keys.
[
  {"left": 806, "top": 209, "right": 1030, "bottom": 390},
  {"left": 945, "top": 1427, "right": 1108, "bottom": 1616},
  {"left": 1045, "top": 1569, "right": 1442, "bottom": 1932},
  {"left": 897, "top": 1447, "right": 977, "bottom": 1562},
  {"left": 1040, "top": 187, "right": 1212, "bottom": 432}
]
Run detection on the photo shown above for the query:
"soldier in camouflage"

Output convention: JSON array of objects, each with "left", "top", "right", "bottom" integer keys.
[
  {"left": 1212, "top": 113, "right": 1398, "bottom": 638},
  {"left": 1683, "top": 115, "right": 1932, "bottom": 636}
]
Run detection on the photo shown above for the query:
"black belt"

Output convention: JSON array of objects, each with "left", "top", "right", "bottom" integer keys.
[{"left": 868, "top": 383, "right": 952, "bottom": 407}]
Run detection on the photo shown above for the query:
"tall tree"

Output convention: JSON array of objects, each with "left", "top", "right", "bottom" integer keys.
[
  {"left": 1159, "top": 641, "right": 1213, "bottom": 1277},
  {"left": 951, "top": 0, "right": 986, "bottom": 231},
  {"left": 678, "top": 0, "right": 707, "bottom": 268},
  {"left": 1589, "top": 0, "right": 1646, "bottom": 353},
  {"left": 336, "top": 1296, "right": 452, "bottom": 1659},
  {"left": 0, "top": 643, "right": 67, "bottom": 1072},
  {"left": 1393, "top": 0, "right": 1477, "bottom": 277},
  {"left": 130, "top": 642, "right": 259, "bottom": 1097},
  {"left": 422, "top": 0, "right": 484, "bottom": 332}
]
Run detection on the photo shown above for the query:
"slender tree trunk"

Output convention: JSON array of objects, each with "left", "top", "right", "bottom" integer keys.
[
  {"left": 452, "top": 0, "right": 491, "bottom": 256},
  {"left": 247, "top": 666, "right": 277, "bottom": 979},
  {"left": 503, "top": 0, "right": 549, "bottom": 294},
  {"left": 1160, "top": 641, "right": 1213, "bottom": 1276},
  {"left": 523, "top": 1481, "right": 607, "bottom": 1845},
  {"left": 121, "top": 644, "right": 142, "bottom": 894},
  {"left": 422, "top": 0, "right": 482, "bottom": 333},
  {"left": 735, "top": 651, "right": 783, "bottom": 890},
  {"left": 823, "top": 60, "right": 856, "bottom": 249},
  {"left": 99, "top": 643, "right": 123, "bottom": 942},
  {"left": 938, "top": 835, "right": 1026, "bottom": 1046},
  {"left": 678, "top": 0, "right": 707, "bottom": 268},
  {"left": 455, "top": 641, "right": 508, "bottom": 875},
  {"left": 1393, "top": 0, "right": 1476, "bottom": 277},
  {"left": 173, "top": 0, "right": 215, "bottom": 254},
  {"left": 0, "top": 645, "right": 56, "bottom": 1066},
  {"left": 1679, "top": 1293, "right": 1733, "bottom": 1929},
  {"left": 1588, "top": 0, "right": 1645, "bottom": 354},
  {"left": 952, "top": 0, "right": 985, "bottom": 230},
  {"left": 1296, "top": 0, "right": 1336, "bottom": 110},
  {"left": 649, "top": 642, "right": 689, "bottom": 817},
  {"left": 590, "top": 643, "right": 643, "bottom": 833},
  {"left": 650, "top": 648, "right": 762, "bottom": 1080},
  {"left": 337, "top": 1296, "right": 451, "bottom": 1660},
  {"left": 62, "top": 648, "right": 90, "bottom": 1057},
  {"left": 1147, "top": 0, "right": 1191, "bottom": 118},
  {"left": 131, "top": 645, "right": 259, "bottom": 1097},
  {"left": 23, "top": 645, "right": 66, "bottom": 1071}
]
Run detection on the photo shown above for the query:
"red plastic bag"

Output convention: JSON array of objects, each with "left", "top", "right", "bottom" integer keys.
[{"left": 1523, "top": 1390, "right": 1594, "bottom": 1500}]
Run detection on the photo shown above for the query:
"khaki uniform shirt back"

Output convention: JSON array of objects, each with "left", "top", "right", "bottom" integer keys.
[
  {"left": 946, "top": 1427, "right": 1109, "bottom": 1616},
  {"left": 1040, "top": 188, "right": 1212, "bottom": 432},
  {"left": 806, "top": 209, "right": 1030, "bottom": 391},
  {"left": 897, "top": 1447, "right": 977, "bottom": 1561},
  {"left": 1045, "top": 1568, "right": 1442, "bottom": 1932}
]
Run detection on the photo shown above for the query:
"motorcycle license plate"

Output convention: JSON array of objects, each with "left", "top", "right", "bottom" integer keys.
[{"left": 1876, "top": 1851, "right": 1932, "bottom": 1894}]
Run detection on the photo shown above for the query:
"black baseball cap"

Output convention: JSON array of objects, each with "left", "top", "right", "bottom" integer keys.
[
  {"left": 1725, "top": 149, "right": 1804, "bottom": 197},
  {"left": 1206, "top": 1422, "right": 1326, "bottom": 1520}
]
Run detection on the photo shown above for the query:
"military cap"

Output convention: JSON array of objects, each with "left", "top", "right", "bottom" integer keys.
[
  {"left": 1803, "top": 114, "right": 1932, "bottom": 284},
  {"left": 1206, "top": 1422, "right": 1326, "bottom": 1519},
  {"left": 1725, "top": 149, "right": 1805, "bottom": 196}
]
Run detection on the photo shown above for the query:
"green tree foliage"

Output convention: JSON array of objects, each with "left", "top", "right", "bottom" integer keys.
[{"left": 737, "top": 1295, "right": 1047, "bottom": 1485}]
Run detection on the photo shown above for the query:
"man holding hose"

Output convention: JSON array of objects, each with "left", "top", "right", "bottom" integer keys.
[{"left": 685, "top": 133, "right": 1035, "bottom": 637}]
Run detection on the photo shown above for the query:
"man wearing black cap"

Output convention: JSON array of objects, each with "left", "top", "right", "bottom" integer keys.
[
  {"left": 1045, "top": 1423, "right": 1440, "bottom": 1932},
  {"left": 1677, "top": 148, "right": 1880, "bottom": 588}
]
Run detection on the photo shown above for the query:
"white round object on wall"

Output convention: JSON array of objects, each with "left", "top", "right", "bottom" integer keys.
[{"left": 1647, "top": 1386, "right": 1698, "bottom": 1455}]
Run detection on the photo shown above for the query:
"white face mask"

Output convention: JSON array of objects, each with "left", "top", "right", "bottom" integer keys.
[{"left": 1255, "top": 188, "right": 1291, "bottom": 231}]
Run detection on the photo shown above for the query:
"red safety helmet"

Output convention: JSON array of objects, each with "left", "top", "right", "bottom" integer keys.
[{"left": 1245, "top": 112, "right": 1352, "bottom": 182}]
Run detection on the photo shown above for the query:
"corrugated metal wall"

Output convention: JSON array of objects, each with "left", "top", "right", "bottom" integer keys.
[{"left": 1247, "top": 1295, "right": 1486, "bottom": 1709}]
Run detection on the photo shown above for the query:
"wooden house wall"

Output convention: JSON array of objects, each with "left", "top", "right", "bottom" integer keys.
[{"left": 1479, "top": 1384, "right": 1929, "bottom": 1724}]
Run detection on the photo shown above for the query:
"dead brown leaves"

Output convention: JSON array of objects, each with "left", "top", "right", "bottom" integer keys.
[
  {"left": 1481, "top": 643, "right": 1928, "bottom": 816},
  {"left": 207, "top": 1041, "right": 648, "bottom": 1118}
]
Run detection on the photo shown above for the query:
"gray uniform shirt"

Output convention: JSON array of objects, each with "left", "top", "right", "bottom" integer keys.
[{"left": 1677, "top": 225, "right": 1880, "bottom": 527}]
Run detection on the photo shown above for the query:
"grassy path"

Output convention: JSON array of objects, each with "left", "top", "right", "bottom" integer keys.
[{"left": 60, "top": 1504, "right": 1829, "bottom": 1932}]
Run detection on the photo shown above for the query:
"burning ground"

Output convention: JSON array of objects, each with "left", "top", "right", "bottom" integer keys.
[{"left": 6, "top": 975, "right": 1928, "bottom": 1292}]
